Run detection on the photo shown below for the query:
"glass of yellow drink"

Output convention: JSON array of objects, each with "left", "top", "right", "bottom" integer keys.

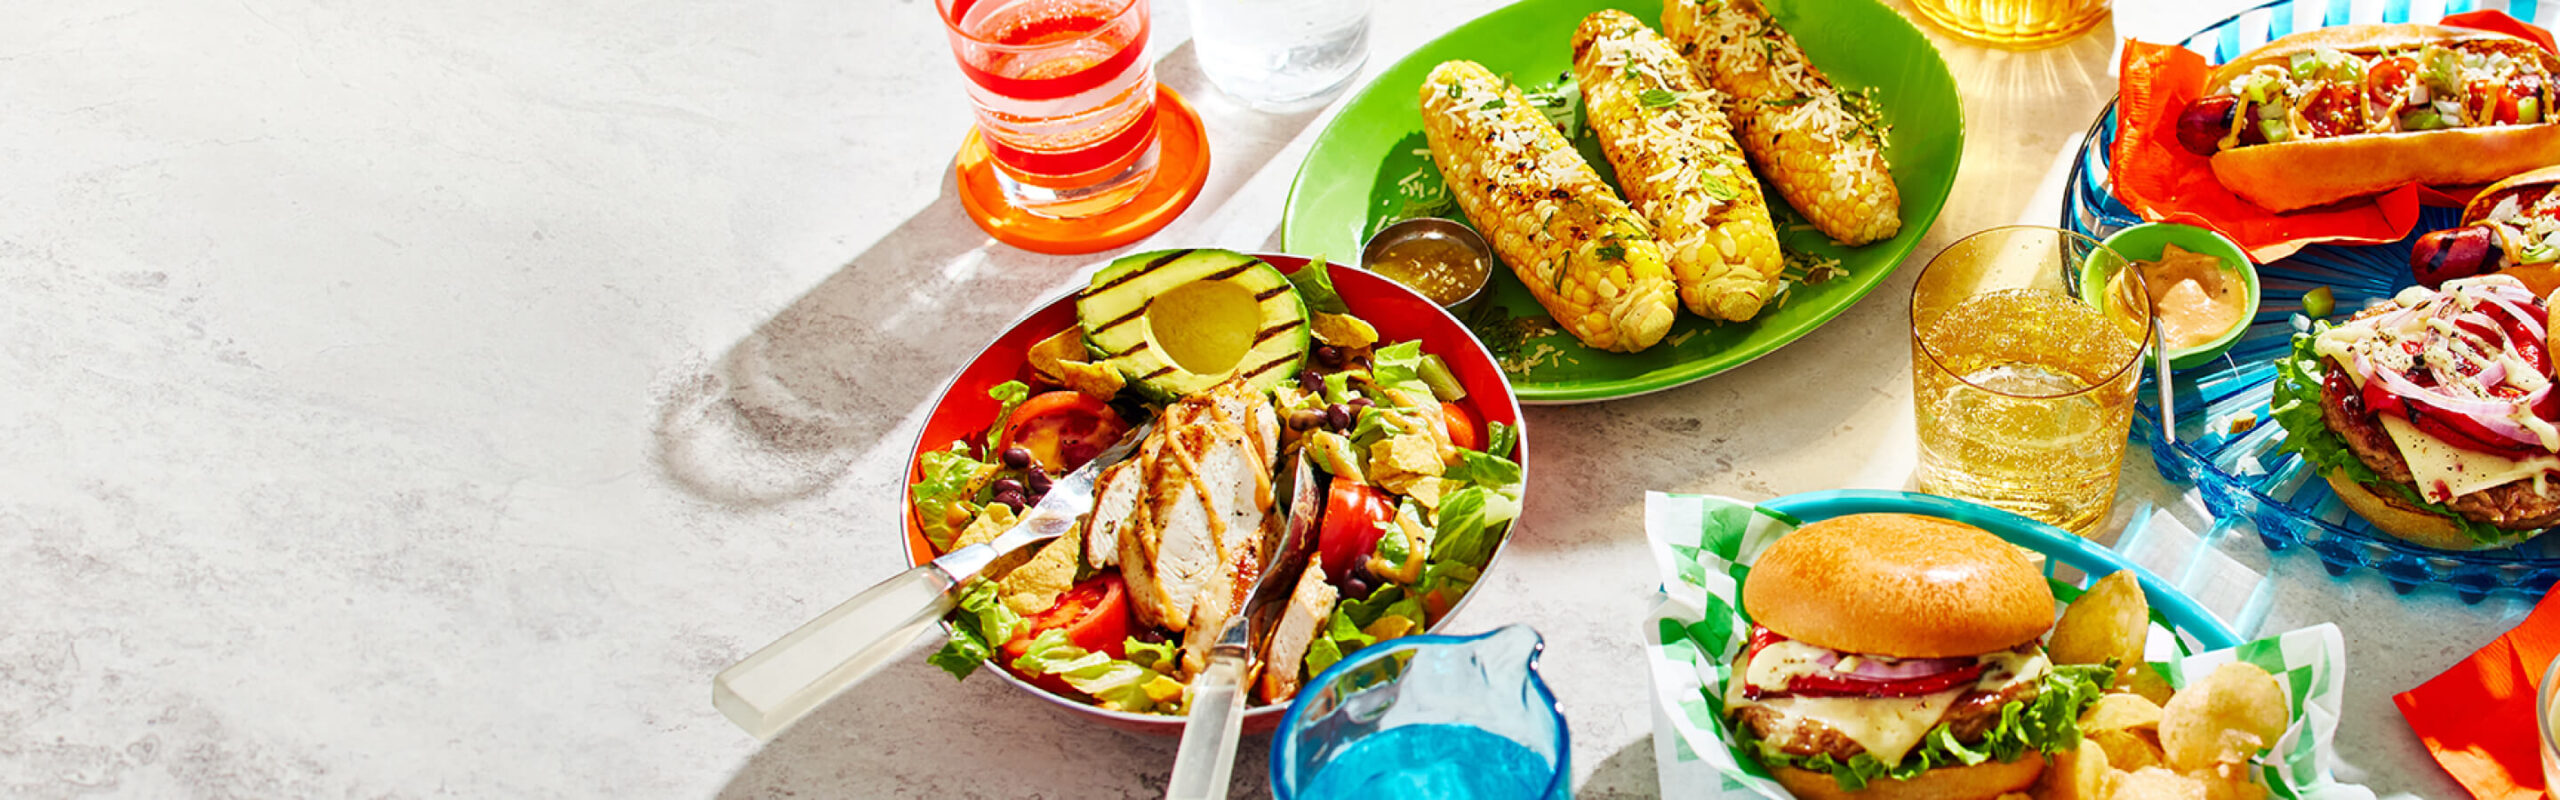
[
  {"left": 1906, "top": 0, "right": 2107, "bottom": 50},
  {"left": 1911, "top": 226, "right": 2151, "bottom": 536}
]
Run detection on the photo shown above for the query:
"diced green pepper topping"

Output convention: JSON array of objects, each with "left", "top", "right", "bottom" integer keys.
[{"left": 2259, "top": 119, "right": 2293, "bottom": 143}]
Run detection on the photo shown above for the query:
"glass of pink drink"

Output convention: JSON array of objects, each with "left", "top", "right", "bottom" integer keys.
[{"left": 940, "top": 0, "right": 1160, "bottom": 219}]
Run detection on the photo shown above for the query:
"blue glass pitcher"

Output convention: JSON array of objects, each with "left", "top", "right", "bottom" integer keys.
[{"left": 1269, "top": 625, "right": 1569, "bottom": 800}]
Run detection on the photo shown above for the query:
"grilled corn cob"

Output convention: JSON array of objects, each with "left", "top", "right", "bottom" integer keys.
[
  {"left": 1572, "top": 9, "right": 1783, "bottom": 322},
  {"left": 1662, "top": 0, "right": 1901, "bottom": 246},
  {"left": 1418, "top": 60, "right": 1678, "bottom": 353}
]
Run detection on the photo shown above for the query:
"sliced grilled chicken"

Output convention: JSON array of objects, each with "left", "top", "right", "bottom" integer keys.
[
  {"left": 1257, "top": 556, "right": 1339, "bottom": 704},
  {"left": 1083, "top": 459, "right": 1143, "bottom": 570},
  {"left": 1112, "top": 380, "right": 1283, "bottom": 671}
]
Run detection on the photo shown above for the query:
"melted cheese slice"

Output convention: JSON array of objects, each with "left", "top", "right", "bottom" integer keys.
[
  {"left": 1731, "top": 689, "right": 1967, "bottom": 765},
  {"left": 1726, "top": 647, "right": 2053, "bottom": 766},
  {"left": 2378, "top": 415, "right": 2560, "bottom": 501}
]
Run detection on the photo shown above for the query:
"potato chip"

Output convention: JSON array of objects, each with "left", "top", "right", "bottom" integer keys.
[
  {"left": 2195, "top": 765, "right": 2271, "bottom": 800},
  {"left": 2052, "top": 571, "right": 2150, "bottom": 671},
  {"left": 2123, "top": 666, "right": 2178, "bottom": 706},
  {"left": 2160, "top": 663, "right": 2289, "bottom": 771},
  {"left": 2082, "top": 693, "right": 2166, "bottom": 733},
  {"left": 2090, "top": 729, "right": 2166, "bottom": 772},
  {"left": 2107, "top": 766, "right": 2209, "bottom": 800},
  {"left": 2036, "top": 746, "right": 2111, "bottom": 800}
]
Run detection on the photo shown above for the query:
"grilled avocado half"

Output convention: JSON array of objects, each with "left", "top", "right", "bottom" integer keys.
[{"left": 1077, "top": 249, "right": 1310, "bottom": 401}]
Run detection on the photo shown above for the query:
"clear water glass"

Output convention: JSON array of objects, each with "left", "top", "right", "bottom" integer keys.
[
  {"left": 1271, "top": 625, "right": 1569, "bottom": 800},
  {"left": 1185, "top": 0, "right": 1371, "bottom": 111}
]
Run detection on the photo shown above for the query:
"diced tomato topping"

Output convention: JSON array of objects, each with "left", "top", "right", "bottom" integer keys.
[{"left": 2300, "top": 84, "right": 2362, "bottom": 138}]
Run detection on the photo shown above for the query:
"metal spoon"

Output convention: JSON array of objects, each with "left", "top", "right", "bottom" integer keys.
[{"left": 1164, "top": 451, "right": 1327, "bottom": 800}]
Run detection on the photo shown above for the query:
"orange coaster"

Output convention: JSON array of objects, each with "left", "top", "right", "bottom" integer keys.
[{"left": 955, "top": 85, "right": 1211, "bottom": 255}]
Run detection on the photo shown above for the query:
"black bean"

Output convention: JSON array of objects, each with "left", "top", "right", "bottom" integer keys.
[
  {"left": 1299, "top": 368, "right": 1323, "bottom": 389},
  {"left": 992, "top": 478, "right": 1025, "bottom": 497},
  {"left": 1342, "top": 576, "right": 1372, "bottom": 599},
  {"left": 993, "top": 491, "right": 1026, "bottom": 511},
  {"left": 1287, "top": 408, "right": 1327, "bottom": 431},
  {"left": 1314, "top": 345, "right": 1344, "bottom": 368},
  {"left": 1133, "top": 628, "right": 1168, "bottom": 644},
  {"left": 1027, "top": 471, "right": 1053, "bottom": 493},
  {"left": 1347, "top": 397, "right": 1373, "bottom": 412},
  {"left": 1326, "top": 404, "right": 1353, "bottom": 431},
  {"left": 1001, "top": 447, "right": 1034, "bottom": 470},
  {"left": 1348, "top": 552, "right": 1371, "bottom": 578}
]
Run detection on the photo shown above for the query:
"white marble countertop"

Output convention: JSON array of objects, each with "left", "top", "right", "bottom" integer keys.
[{"left": 0, "top": 1, "right": 2506, "bottom": 798}]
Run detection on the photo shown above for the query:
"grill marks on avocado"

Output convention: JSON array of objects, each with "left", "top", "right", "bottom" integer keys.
[{"left": 1076, "top": 249, "right": 1313, "bottom": 401}]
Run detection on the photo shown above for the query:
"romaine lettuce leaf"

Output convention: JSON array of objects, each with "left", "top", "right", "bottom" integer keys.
[
  {"left": 1287, "top": 256, "right": 1352, "bottom": 315},
  {"left": 2269, "top": 330, "right": 2517, "bottom": 547},
  {"left": 1738, "top": 662, "right": 2113, "bottom": 791},
  {"left": 913, "top": 442, "right": 995, "bottom": 554},
  {"left": 927, "top": 579, "right": 1025, "bottom": 680},
  {"left": 1486, "top": 421, "right": 1518, "bottom": 460},
  {"left": 1010, "top": 629, "right": 1184, "bottom": 713},
  {"left": 983, "top": 380, "right": 1031, "bottom": 456},
  {"left": 1369, "top": 341, "right": 1436, "bottom": 404},
  {"left": 1431, "top": 486, "right": 1518, "bottom": 568}
]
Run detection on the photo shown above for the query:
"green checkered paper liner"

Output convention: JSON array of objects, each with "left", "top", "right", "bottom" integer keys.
[{"left": 1641, "top": 492, "right": 2369, "bottom": 799}]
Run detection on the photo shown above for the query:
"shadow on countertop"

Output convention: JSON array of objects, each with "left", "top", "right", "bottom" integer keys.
[{"left": 648, "top": 40, "right": 1321, "bottom": 510}]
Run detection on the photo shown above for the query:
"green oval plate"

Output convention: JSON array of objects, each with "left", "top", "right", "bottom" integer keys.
[{"left": 1281, "top": 0, "right": 1963, "bottom": 403}]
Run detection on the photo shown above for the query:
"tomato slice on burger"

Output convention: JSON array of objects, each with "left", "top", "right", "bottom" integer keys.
[{"left": 998, "top": 391, "right": 1130, "bottom": 473}]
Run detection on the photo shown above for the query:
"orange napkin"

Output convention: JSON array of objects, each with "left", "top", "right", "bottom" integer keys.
[
  {"left": 2396, "top": 586, "right": 2560, "bottom": 799},
  {"left": 2110, "top": 11, "right": 2556, "bottom": 263}
]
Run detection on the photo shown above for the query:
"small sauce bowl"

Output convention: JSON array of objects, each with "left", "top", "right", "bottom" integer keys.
[
  {"left": 1361, "top": 218, "right": 1495, "bottom": 309},
  {"left": 2084, "top": 222, "right": 2260, "bottom": 370}
]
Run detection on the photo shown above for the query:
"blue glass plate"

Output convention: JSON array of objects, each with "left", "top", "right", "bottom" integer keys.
[{"left": 2064, "top": 0, "right": 2560, "bottom": 603}]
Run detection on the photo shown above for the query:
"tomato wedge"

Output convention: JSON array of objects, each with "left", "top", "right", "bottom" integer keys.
[
  {"left": 1001, "top": 574, "right": 1132, "bottom": 661},
  {"left": 997, "top": 391, "right": 1130, "bottom": 473},
  {"left": 1440, "top": 401, "right": 1482, "bottom": 452},
  {"left": 1317, "top": 481, "right": 1397, "bottom": 574}
]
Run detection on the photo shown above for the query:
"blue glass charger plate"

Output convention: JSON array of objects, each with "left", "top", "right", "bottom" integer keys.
[{"left": 2064, "top": 0, "right": 2560, "bottom": 603}]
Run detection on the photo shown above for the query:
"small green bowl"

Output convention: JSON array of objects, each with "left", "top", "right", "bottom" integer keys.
[{"left": 2083, "top": 222, "right": 2260, "bottom": 370}]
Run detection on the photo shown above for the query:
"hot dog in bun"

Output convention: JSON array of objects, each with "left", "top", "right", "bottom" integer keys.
[
  {"left": 2171, "top": 24, "right": 2560, "bottom": 212},
  {"left": 2273, "top": 274, "right": 2560, "bottom": 550},
  {"left": 2410, "top": 165, "right": 2560, "bottom": 288}
]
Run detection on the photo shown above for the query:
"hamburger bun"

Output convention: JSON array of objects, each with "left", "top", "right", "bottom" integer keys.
[
  {"left": 1744, "top": 513, "right": 2053, "bottom": 658},
  {"left": 2212, "top": 126, "right": 2560, "bottom": 213},
  {"left": 2196, "top": 24, "right": 2560, "bottom": 212},
  {"left": 2322, "top": 470, "right": 2500, "bottom": 551},
  {"left": 1769, "top": 754, "right": 2046, "bottom": 800}
]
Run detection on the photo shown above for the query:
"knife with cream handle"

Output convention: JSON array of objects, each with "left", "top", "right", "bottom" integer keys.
[{"left": 711, "top": 420, "right": 1155, "bottom": 740}]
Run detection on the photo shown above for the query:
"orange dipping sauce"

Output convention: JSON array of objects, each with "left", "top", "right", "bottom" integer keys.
[{"left": 2136, "top": 243, "right": 2248, "bottom": 351}]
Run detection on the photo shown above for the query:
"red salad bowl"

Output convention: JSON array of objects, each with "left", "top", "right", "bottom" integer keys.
[{"left": 897, "top": 253, "right": 1529, "bottom": 735}]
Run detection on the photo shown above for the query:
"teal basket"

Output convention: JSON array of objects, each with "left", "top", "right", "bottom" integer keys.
[{"left": 1762, "top": 490, "right": 2243, "bottom": 652}]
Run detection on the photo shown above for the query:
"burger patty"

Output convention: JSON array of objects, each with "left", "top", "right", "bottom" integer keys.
[
  {"left": 2318, "top": 364, "right": 2560, "bottom": 529},
  {"left": 1733, "top": 679, "right": 2040, "bottom": 763}
]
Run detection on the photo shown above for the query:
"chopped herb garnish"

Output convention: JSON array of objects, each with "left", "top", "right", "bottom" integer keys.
[
  {"left": 1639, "top": 88, "right": 1682, "bottom": 108},
  {"left": 1766, "top": 95, "right": 1816, "bottom": 108},
  {"left": 1481, "top": 97, "right": 1508, "bottom": 110},
  {"left": 1699, "top": 175, "right": 1740, "bottom": 201},
  {"left": 1596, "top": 244, "right": 1627, "bottom": 262}
]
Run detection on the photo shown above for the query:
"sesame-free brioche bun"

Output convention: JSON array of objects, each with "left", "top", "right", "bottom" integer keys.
[
  {"left": 1769, "top": 754, "right": 2047, "bottom": 800},
  {"left": 1743, "top": 513, "right": 2054, "bottom": 658}
]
